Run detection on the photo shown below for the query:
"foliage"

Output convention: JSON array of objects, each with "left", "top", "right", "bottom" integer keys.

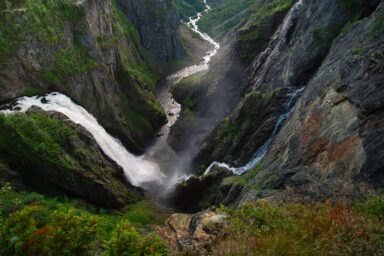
[
  {"left": 0, "top": 0, "right": 84, "bottom": 63},
  {"left": 0, "top": 113, "right": 78, "bottom": 171},
  {"left": 53, "top": 47, "right": 97, "bottom": 75},
  {"left": 0, "top": 184, "right": 170, "bottom": 255},
  {"left": 104, "top": 220, "right": 168, "bottom": 256},
  {"left": 213, "top": 200, "right": 384, "bottom": 255},
  {"left": 0, "top": 205, "right": 98, "bottom": 256}
]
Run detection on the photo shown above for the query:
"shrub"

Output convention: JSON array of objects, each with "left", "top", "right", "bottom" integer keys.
[
  {"left": 0, "top": 206, "right": 98, "bottom": 256},
  {"left": 103, "top": 220, "right": 168, "bottom": 256}
]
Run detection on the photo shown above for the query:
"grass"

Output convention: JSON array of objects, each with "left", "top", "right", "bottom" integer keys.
[{"left": 213, "top": 198, "right": 384, "bottom": 255}]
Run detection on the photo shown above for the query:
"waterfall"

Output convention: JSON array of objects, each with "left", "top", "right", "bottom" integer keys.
[
  {"left": 205, "top": 87, "right": 305, "bottom": 175},
  {"left": 0, "top": 93, "right": 164, "bottom": 188}
]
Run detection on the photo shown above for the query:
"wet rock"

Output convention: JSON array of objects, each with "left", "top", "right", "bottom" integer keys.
[
  {"left": 173, "top": 166, "right": 232, "bottom": 213},
  {"left": 40, "top": 97, "right": 48, "bottom": 104}
]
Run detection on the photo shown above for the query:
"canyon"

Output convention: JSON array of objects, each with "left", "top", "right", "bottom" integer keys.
[{"left": 0, "top": 0, "right": 383, "bottom": 255}]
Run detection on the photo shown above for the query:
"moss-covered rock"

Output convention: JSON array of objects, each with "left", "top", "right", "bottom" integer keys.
[
  {"left": 0, "top": 110, "right": 143, "bottom": 208},
  {"left": 173, "top": 166, "right": 232, "bottom": 213},
  {"left": 0, "top": 0, "right": 167, "bottom": 154}
]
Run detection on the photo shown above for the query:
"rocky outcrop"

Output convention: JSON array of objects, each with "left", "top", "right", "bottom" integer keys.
[
  {"left": 116, "top": 0, "right": 184, "bottom": 62},
  {"left": 0, "top": 109, "right": 143, "bottom": 208},
  {"left": 0, "top": 0, "right": 166, "bottom": 154},
  {"left": 191, "top": 0, "right": 383, "bottom": 207},
  {"left": 156, "top": 209, "right": 227, "bottom": 254},
  {"left": 173, "top": 166, "right": 232, "bottom": 213},
  {"left": 238, "top": 1, "right": 384, "bottom": 204}
]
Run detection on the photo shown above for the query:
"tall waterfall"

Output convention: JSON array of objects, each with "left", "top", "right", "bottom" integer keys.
[
  {"left": 205, "top": 87, "right": 305, "bottom": 175},
  {"left": 1, "top": 93, "right": 164, "bottom": 188},
  {"left": 0, "top": 0, "right": 221, "bottom": 192}
]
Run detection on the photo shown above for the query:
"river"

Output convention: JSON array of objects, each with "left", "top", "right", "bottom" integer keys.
[{"left": 0, "top": 0, "right": 221, "bottom": 197}]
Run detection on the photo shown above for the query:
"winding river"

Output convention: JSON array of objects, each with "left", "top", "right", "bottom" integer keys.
[{"left": 0, "top": 1, "right": 220, "bottom": 194}]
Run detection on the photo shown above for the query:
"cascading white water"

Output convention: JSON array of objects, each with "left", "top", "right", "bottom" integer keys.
[
  {"left": 0, "top": 0, "right": 220, "bottom": 192},
  {"left": 141, "top": 0, "right": 221, "bottom": 192},
  {"left": 167, "top": 0, "right": 220, "bottom": 85},
  {"left": 0, "top": 93, "right": 164, "bottom": 188},
  {"left": 205, "top": 87, "right": 305, "bottom": 175}
]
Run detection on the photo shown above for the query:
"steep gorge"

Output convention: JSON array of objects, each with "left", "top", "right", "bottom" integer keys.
[{"left": 0, "top": 0, "right": 383, "bottom": 254}]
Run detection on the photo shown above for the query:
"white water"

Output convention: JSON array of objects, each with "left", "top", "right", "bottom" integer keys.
[
  {"left": 167, "top": 0, "right": 220, "bottom": 85},
  {"left": 0, "top": 0, "right": 220, "bottom": 193},
  {"left": 0, "top": 93, "right": 164, "bottom": 188},
  {"left": 141, "top": 0, "right": 221, "bottom": 192},
  {"left": 205, "top": 87, "right": 305, "bottom": 175}
]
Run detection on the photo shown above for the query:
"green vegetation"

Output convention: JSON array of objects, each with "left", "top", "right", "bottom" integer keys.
[
  {"left": 236, "top": 0, "right": 295, "bottom": 63},
  {"left": 0, "top": 184, "right": 169, "bottom": 256},
  {"left": 53, "top": 47, "right": 97, "bottom": 75},
  {"left": 173, "top": 0, "right": 206, "bottom": 21},
  {"left": 213, "top": 199, "right": 384, "bottom": 255},
  {"left": 0, "top": 113, "right": 78, "bottom": 172},
  {"left": 171, "top": 70, "right": 208, "bottom": 113},
  {"left": 198, "top": 0, "right": 255, "bottom": 40},
  {"left": 22, "top": 85, "right": 47, "bottom": 97},
  {"left": 0, "top": 0, "right": 84, "bottom": 64},
  {"left": 111, "top": 2, "right": 165, "bottom": 137}
]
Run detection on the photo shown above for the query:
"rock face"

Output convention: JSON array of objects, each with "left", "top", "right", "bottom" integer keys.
[
  {"left": 194, "top": 0, "right": 384, "bottom": 207},
  {"left": 0, "top": 109, "right": 143, "bottom": 208},
  {"left": 173, "top": 167, "right": 232, "bottom": 212},
  {"left": 196, "top": 87, "right": 292, "bottom": 167},
  {"left": 240, "top": 1, "right": 384, "bottom": 203},
  {"left": 0, "top": 0, "right": 169, "bottom": 154},
  {"left": 156, "top": 209, "right": 227, "bottom": 254},
  {"left": 117, "top": 0, "right": 185, "bottom": 62}
]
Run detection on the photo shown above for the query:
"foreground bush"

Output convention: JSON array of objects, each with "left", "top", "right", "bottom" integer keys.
[
  {"left": 213, "top": 199, "right": 384, "bottom": 256},
  {"left": 0, "top": 184, "right": 169, "bottom": 255}
]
